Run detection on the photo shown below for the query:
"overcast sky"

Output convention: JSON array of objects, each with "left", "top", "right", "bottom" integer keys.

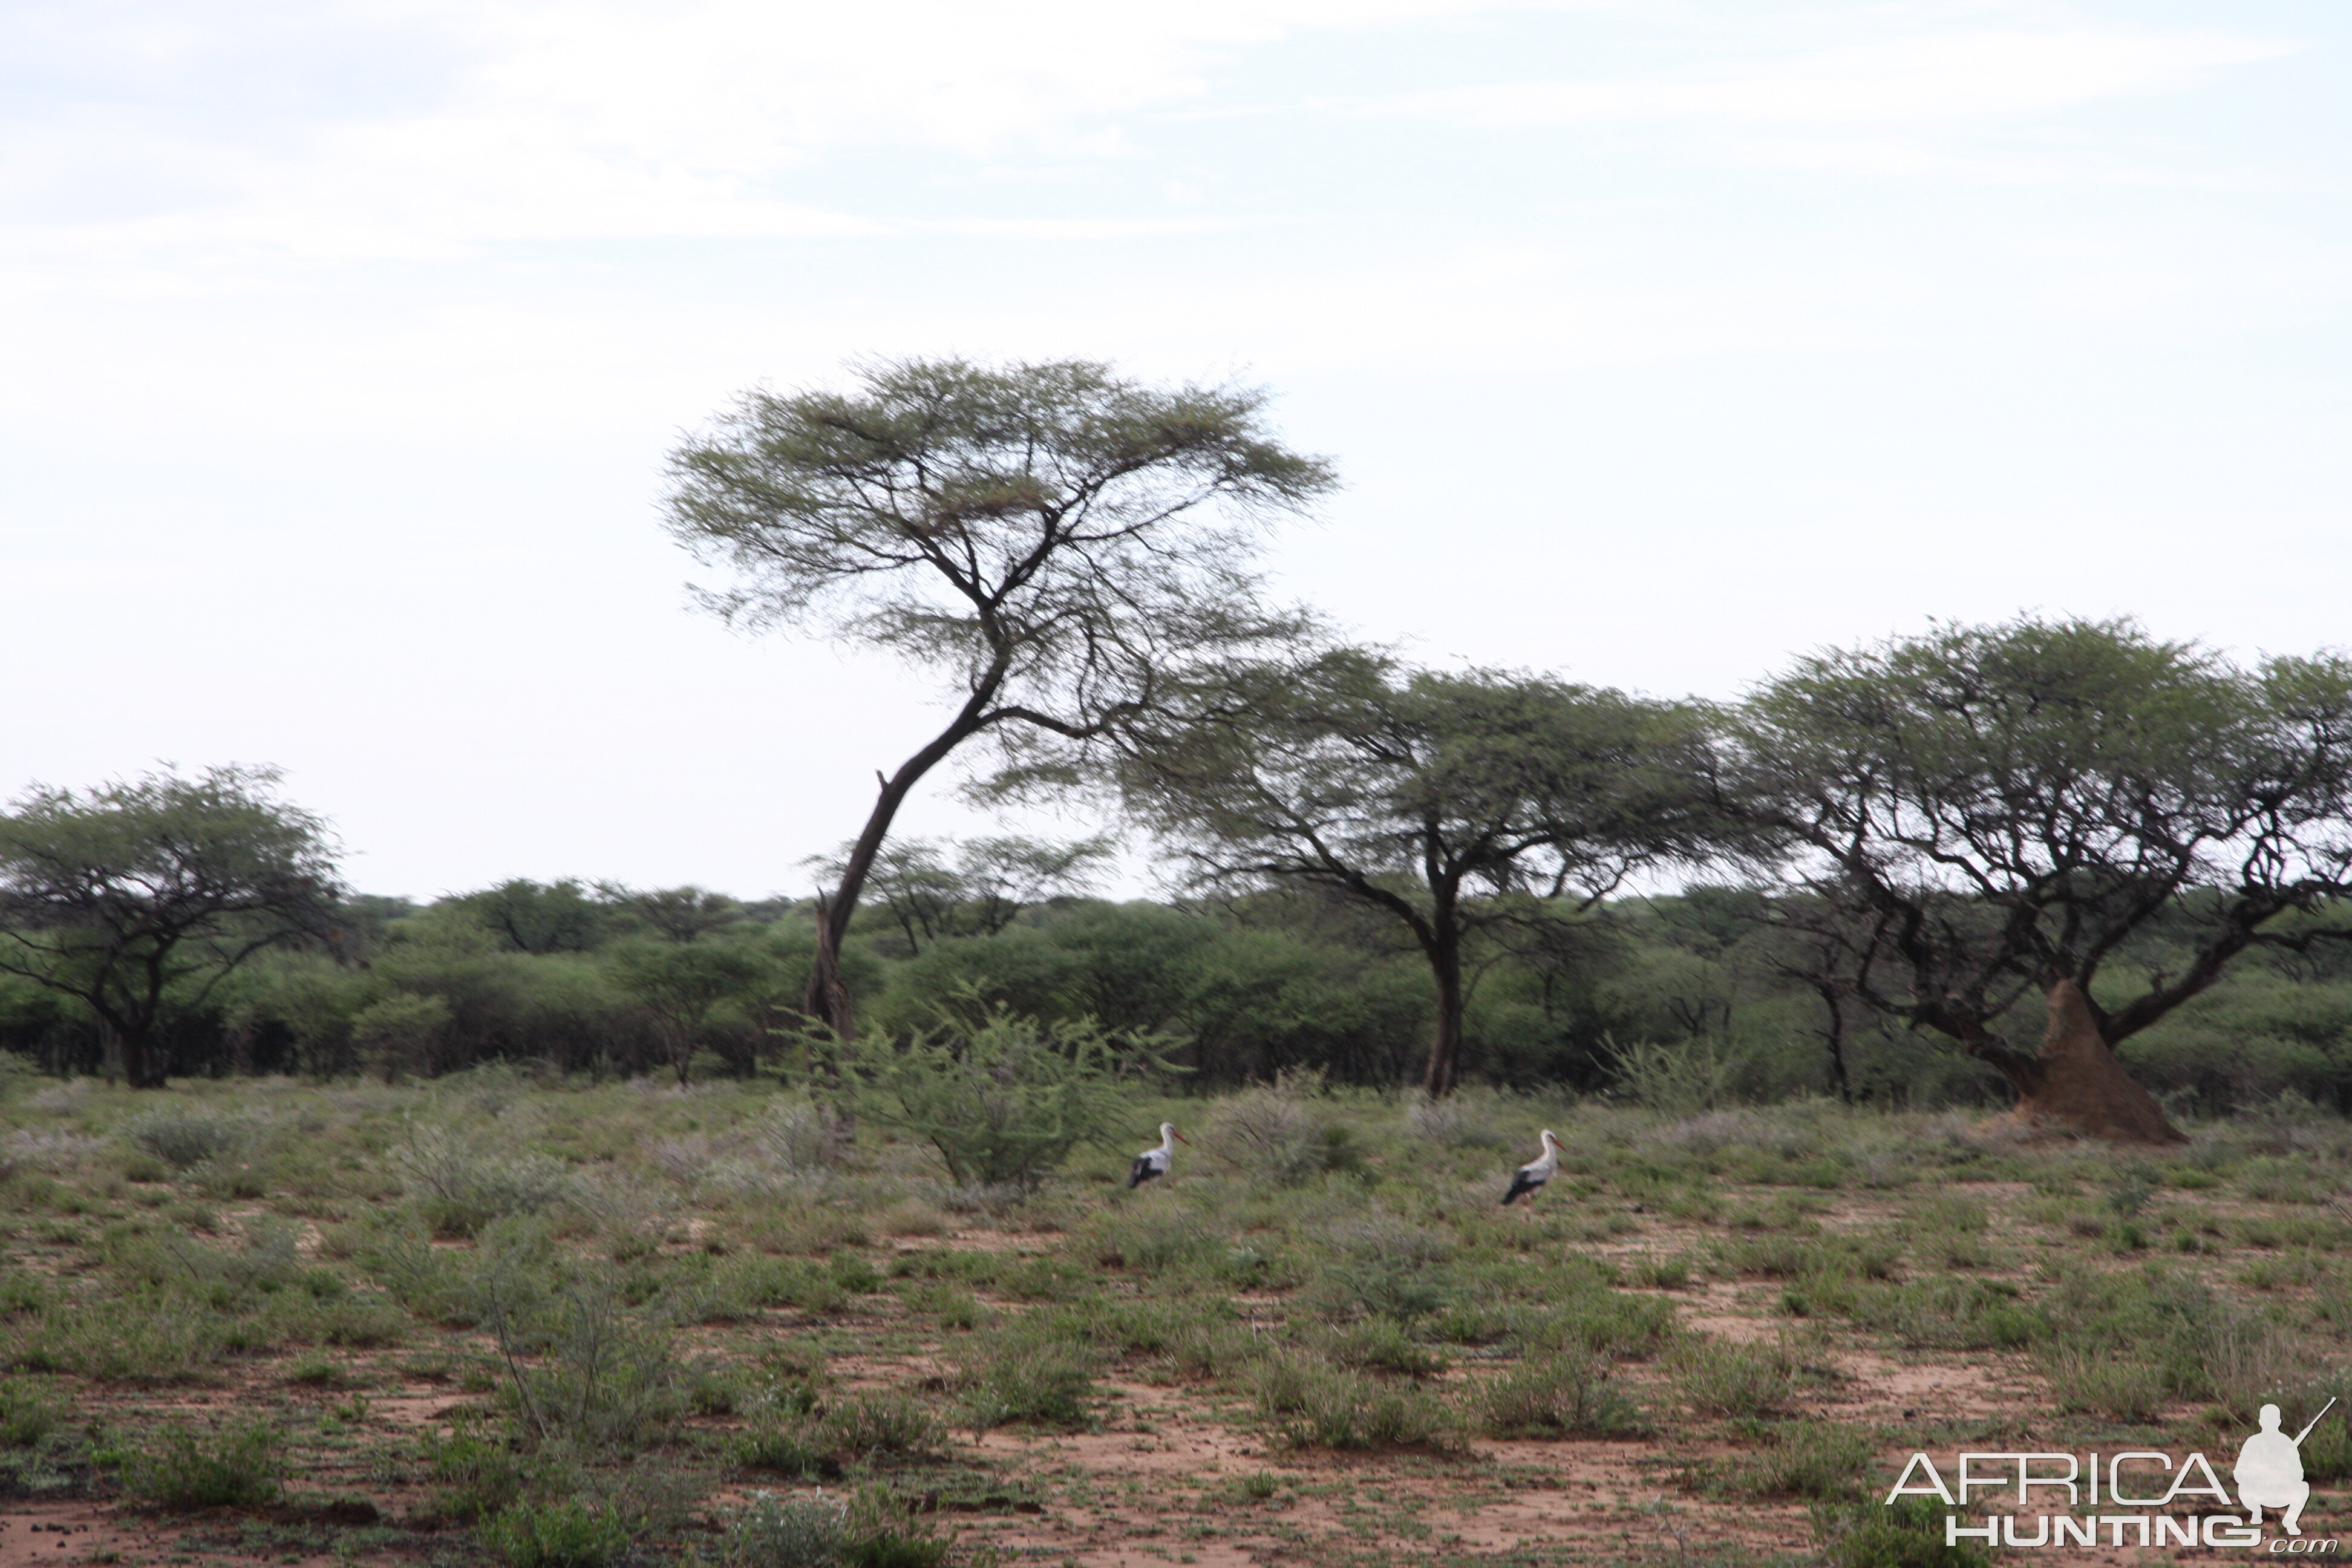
[{"left": 5, "top": 0, "right": 2347, "bottom": 901}]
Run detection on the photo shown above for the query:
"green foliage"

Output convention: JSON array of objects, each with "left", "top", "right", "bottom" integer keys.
[
  {"left": 0, "top": 765, "right": 344, "bottom": 1085},
  {"left": 350, "top": 992, "right": 453, "bottom": 1080},
  {"left": 602, "top": 934, "right": 779, "bottom": 1079},
  {"left": 841, "top": 995, "right": 1170, "bottom": 1188},
  {"left": 1119, "top": 648, "right": 1734, "bottom": 1091},
  {"left": 723, "top": 1488, "right": 950, "bottom": 1568},
  {"left": 1814, "top": 1497, "right": 1995, "bottom": 1568},
  {"left": 423, "top": 1424, "right": 528, "bottom": 1522},
  {"left": 1668, "top": 1339, "right": 1797, "bottom": 1419},
  {"left": 959, "top": 1319, "right": 1100, "bottom": 1431},
  {"left": 393, "top": 1123, "right": 575, "bottom": 1237},
  {"left": 1739, "top": 616, "right": 2352, "bottom": 1113},
  {"left": 1476, "top": 1351, "right": 1644, "bottom": 1437},
  {"left": 1301, "top": 1213, "right": 1454, "bottom": 1322},
  {"left": 1253, "top": 1352, "right": 1459, "bottom": 1451},
  {"left": 119, "top": 1420, "right": 284, "bottom": 1508},
  {"left": 1198, "top": 1079, "right": 1359, "bottom": 1185},
  {"left": 481, "top": 1500, "right": 633, "bottom": 1568},
  {"left": 0, "top": 1377, "right": 62, "bottom": 1446},
  {"left": 1705, "top": 1420, "right": 1872, "bottom": 1501},
  {"left": 122, "top": 1105, "right": 252, "bottom": 1170},
  {"left": 725, "top": 1492, "right": 849, "bottom": 1568}
]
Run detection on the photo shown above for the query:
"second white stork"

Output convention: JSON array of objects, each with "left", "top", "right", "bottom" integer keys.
[
  {"left": 1500, "top": 1129, "right": 1561, "bottom": 1208},
  {"left": 1128, "top": 1122, "right": 1189, "bottom": 1189}
]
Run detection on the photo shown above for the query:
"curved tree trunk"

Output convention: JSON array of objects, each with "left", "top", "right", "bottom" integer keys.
[{"left": 1987, "top": 979, "right": 2184, "bottom": 1144}]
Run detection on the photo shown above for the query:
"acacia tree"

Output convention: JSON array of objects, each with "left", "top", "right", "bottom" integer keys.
[
  {"left": 603, "top": 936, "right": 779, "bottom": 1083},
  {"left": 805, "top": 834, "right": 1114, "bottom": 955},
  {"left": 663, "top": 358, "right": 1333, "bottom": 1042},
  {"left": 0, "top": 766, "right": 344, "bottom": 1087},
  {"left": 1734, "top": 617, "right": 2352, "bottom": 1143},
  {"left": 1119, "top": 648, "right": 1728, "bottom": 1096}
]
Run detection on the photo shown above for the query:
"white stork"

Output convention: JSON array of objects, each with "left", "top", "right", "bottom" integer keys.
[
  {"left": 1127, "top": 1122, "right": 1189, "bottom": 1189},
  {"left": 1500, "top": 1129, "right": 1561, "bottom": 1209}
]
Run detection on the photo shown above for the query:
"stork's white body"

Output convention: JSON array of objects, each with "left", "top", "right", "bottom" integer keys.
[
  {"left": 1501, "top": 1130, "right": 1561, "bottom": 1207},
  {"left": 1128, "top": 1122, "right": 1187, "bottom": 1188}
]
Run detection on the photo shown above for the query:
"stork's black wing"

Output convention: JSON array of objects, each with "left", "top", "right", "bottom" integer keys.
[
  {"left": 1500, "top": 1168, "right": 1545, "bottom": 1206},
  {"left": 1128, "top": 1156, "right": 1161, "bottom": 1189}
]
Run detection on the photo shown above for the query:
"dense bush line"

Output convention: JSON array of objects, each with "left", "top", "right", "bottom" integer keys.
[{"left": 5, "top": 871, "right": 2352, "bottom": 1112}]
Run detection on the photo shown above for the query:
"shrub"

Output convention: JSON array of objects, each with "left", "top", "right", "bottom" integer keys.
[
  {"left": 842, "top": 997, "right": 1169, "bottom": 1189},
  {"left": 1628, "top": 1253, "right": 1693, "bottom": 1290},
  {"left": 122, "top": 1107, "right": 250, "bottom": 1171},
  {"left": 2, "top": 1130, "right": 109, "bottom": 1174},
  {"left": 1200, "top": 1079, "right": 1334, "bottom": 1184},
  {"left": 724, "top": 1488, "right": 948, "bottom": 1568},
  {"left": 481, "top": 1500, "right": 632, "bottom": 1568},
  {"left": 422, "top": 1425, "right": 527, "bottom": 1521},
  {"left": 1253, "top": 1353, "right": 1458, "bottom": 1451},
  {"left": 1814, "top": 1496, "right": 1994, "bottom": 1568},
  {"left": 1477, "top": 1352, "right": 1644, "bottom": 1437},
  {"left": 351, "top": 993, "right": 454, "bottom": 1080},
  {"left": 1304, "top": 1214, "right": 1455, "bottom": 1322},
  {"left": 1404, "top": 1091, "right": 1514, "bottom": 1150},
  {"left": 0, "top": 1377, "right": 62, "bottom": 1446},
  {"left": 960, "top": 1324, "right": 1099, "bottom": 1431},
  {"left": 725, "top": 1491, "right": 845, "bottom": 1568},
  {"left": 392, "top": 1123, "right": 573, "bottom": 1238},
  {"left": 1319, "top": 1317, "right": 1449, "bottom": 1377},
  {"left": 119, "top": 1420, "right": 283, "bottom": 1508},
  {"left": 2041, "top": 1345, "right": 2169, "bottom": 1423},
  {"left": 1711, "top": 1420, "right": 1872, "bottom": 1501},
  {"left": 732, "top": 1419, "right": 834, "bottom": 1478},
  {"left": 823, "top": 1391, "right": 943, "bottom": 1458},
  {"left": 1085, "top": 1206, "right": 1225, "bottom": 1274},
  {"left": 508, "top": 1285, "right": 690, "bottom": 1453},
  {"left": 1669, "top": 1339, "right": 1796, "bottom": 1419},
  {"left": 1609, "top": 1036, "right": 1753, "bottom": 1112}
]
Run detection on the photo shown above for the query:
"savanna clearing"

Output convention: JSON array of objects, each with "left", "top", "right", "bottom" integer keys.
[{"left": 2, "top": 1072, "right": 2347, "bottom": 1568}]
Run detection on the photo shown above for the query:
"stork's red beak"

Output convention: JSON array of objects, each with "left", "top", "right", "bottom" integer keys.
[{"left": 1173, "top": 1130, "right": 1190, "bottom": 1144}]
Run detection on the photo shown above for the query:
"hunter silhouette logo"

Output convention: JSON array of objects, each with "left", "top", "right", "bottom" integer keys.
[
  {"left": 1886, "top": 1400, "right": 2341, "bottom": 1551},
  {"left": 2239, "top": 1399, "right": 2334, "bottom": 1537}
]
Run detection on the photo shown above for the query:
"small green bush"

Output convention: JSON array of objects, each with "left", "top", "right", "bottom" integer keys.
[
  {"left": 1813, "top": 1496, "right": 1994, "bottom": 1568},
  {"left": 1304, "top": 1214, "right": 1455, "bottom": 1322},
  {"left": 122, "top": 1107, "right": 251, "bottom": 1171},
  {"left": 1319, "top": 1317, "right": 1449, "bottom": 1377},
  {"left": 824, "top": 1391, "right": 943, "bottom": 1458},
  {"left": 961, "top": 1325, "right": 1099, "bottom": 1431},
  {"left": 120, "top": 1420, "right": 283, "bottom": 1508},
  {"left": 393, "top": 1124, "right": 573, "bottom": 1238},
  {"left": 1710, "top": 1419, "right": 1872, "bottom": 1501},
  {"left": 725, "top": 1491, "right": 845, "bottom": 1568},
  {"left": 0, "top": 1378, "right": 62, "bottom": 1446},
  {"left": 423, "top": 1425, "right": 527, "bottom": 1521},
  {"left": 1477, "top": 1352, "right": 1644, "bottom": 1438},
  {"left": 1254, "top": 1353, "right": 1459, "bottom": 1451},
  {"left": 481, "top": 1500, "right": 632, "bottom": 1568},
  {"left": 2042, "top": 1345, "right": 2169, "bottom": 1422},
  {"left": 1670, "top": 1339, "right": 1795, "bottom": 1420},
  {"left": 841, "top": 996, "right": 1169, "bottom": 1189},
  {"left": 732, "top": 1419, "right": 834, "bottom": 1477},
  {"left": 723, "top": 1487, "right": 949, "bottom": 1568},
  {"left": 1200, "top": 1080, "right": 1345, "bottom": 1185}
]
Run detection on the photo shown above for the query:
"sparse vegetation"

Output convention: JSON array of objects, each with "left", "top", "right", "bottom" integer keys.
[{"left": 0, "top": 1071, "right": 2346, "bottom": 1563}]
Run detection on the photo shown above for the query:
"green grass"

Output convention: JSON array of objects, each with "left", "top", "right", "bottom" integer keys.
[
  {"left": 117, "top": 1419, "right": 284, "bottom": 1508},
  {"left": 6, "top": 1076, "right": 2351, "bottom": 1567}
]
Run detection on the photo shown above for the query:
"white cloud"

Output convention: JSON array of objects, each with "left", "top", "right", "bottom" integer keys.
[
  {"left": 0, "top": 0, "right": 1514, "bottom": 266},
  {"left": 1351, "top": 28, "right": 2291, "bottom": 128}
]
